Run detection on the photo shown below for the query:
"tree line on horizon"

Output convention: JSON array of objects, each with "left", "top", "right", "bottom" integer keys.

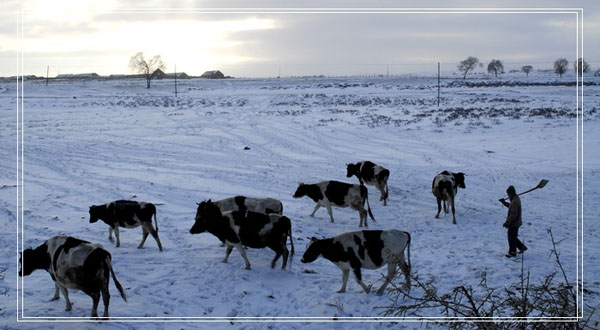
[{"left": 457, "top": 56, "right": 592, "bottom": 79}]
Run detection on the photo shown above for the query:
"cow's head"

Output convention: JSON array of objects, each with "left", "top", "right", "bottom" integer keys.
[
  {"left": 19, "top": 243, "right": 49, "bottom": 277},
  {"left": 454, "top": 172, "right": 466, "bottom": 189},
  {"left": 301, "top": 237, "right": 322, "bottom": 263},
  {"left": 292, "top": 183, "right": 307, "bottom": 198},
  {"left": 88, "top": 205, "right": 103, "bottom": 223},
  {"left": 346, "top": 163, "right": 359, "bottom": 178},
  {"left": 190, "top": 200, "right": 221, "bottom": 234}
]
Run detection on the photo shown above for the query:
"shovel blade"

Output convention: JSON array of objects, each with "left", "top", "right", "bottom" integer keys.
[{"left": 537, "top": 179, "right": 549, "bottom": 189}]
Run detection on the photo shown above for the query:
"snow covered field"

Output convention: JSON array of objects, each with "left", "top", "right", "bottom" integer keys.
[{"left": 1, "top": 75, "right": 598, "bottom": 329}]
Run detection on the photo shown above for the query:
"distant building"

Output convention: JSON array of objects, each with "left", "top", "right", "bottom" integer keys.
[
  {"left": 201, "top": 70, "right": 225, "bottom": 79},
  {"left": 8, "top": 75, "right": 38, "bottom": 80},
  {"left": 56, "top": 73, "right": 99, "bottom": 79},
  {"left": 151, "top": 69, "right": 167, "bottom": 79},
  {"left": 167, "top": 72, "right": 189, "bottom": 79},
  {"left": 150, "top": 69, "right": 190, "bottom": 79}
]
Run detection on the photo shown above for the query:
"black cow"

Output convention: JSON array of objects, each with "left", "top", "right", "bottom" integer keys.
[
  {"left": 214, "top": 196, "right": 283, "bottom": 214},
  {"left": 89, "top": 200, "right": 163, "bottom": 251},
  {"left": 346, "top": 161, "right": 390, "bottom": 205},
  {"left": 301, "top": 229, "right": 411, "bottom": 295},
  {"left": 293, "top": 180, "right": 375, "bottom": 227},
  {"left": 19, "top": 235, "right": 127, "bottom": 318},
  {"left": 432, "top": 171, "right": 466, "bottom": 224},
  {"left": 190, "top": 200, "right": 294, "bottom": 270}
]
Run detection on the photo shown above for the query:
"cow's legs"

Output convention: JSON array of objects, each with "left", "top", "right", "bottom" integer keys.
[
  {"left": 108, "top": 227, "right": 114, "bottom": 242},
  {"left": 352, "top": 267, "right": 372, "bottom": 293},
  {"left": 450, "top": 197, "right": 456, "bottom": 225},
  {"left": 270, "top": 250, "right": 282, "bottom": 269},
  {"left": 90, "top": 292, "right": 100, "bottom": 317},
  {"left": 60, "top": 286, "right": 72, "bottom": 311},
  {"left": 234, "top": 243, "right": 252, "bottom": 270},
  {"left": 309, "top": 204, "right": 320, "bottom": 217},
  {"left": 325, "top": 204, "right": 335, "bottom": 223},
  {"left": 222, "top": 246, "right": 234, "bottom": 263},
  {"left": 435, "top": 197, "right": 442, "bottom": 219},
  {"left": 50, "top": 283, "right": 60, "bottom": 301},
  {"left": 337, "top": 269, "right": 350, "bottom": 293},
  {"left": 101, "top": 285, "right": 110, "bottom": 318},
  {"left": 377, "top": 263, "right": 397, "bottom": 295},
  {"left": 138, "top": 227, "right": 149, "bottom": 249},
  {"left": 359, "top": 209, "right": 367, "bottom": 227},
  {"left": 113, "top": 225, "right": 121, "bottom": 247},
  {"left": 141, "top": 222, "right": 163, "bottom": 251}
]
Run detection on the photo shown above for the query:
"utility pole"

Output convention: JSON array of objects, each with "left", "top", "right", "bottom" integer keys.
[
  {"left": 437, "top": 62, "right": 441, "bottom": 107},
  {"left": 174, "top": 64, "right": 178, "bottom": 97},
  {"left": 46, "top": 65, "right": 49, "bottom": 86}
]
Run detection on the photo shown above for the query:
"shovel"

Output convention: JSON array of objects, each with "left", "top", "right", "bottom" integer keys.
[{"left": 499, "top": 179, "right": 549, "bottom": 202}]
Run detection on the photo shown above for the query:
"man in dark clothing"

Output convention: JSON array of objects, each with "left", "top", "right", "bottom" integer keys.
[{"left": 499, "top": 186, "right": 527, "bottom": 258}]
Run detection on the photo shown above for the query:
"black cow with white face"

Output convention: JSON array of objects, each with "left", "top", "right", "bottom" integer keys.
[
  {"left": 89, "top": 200, "right": 163, "bottom": 251},
  {"left": 293, "top": 180, "right": 375, "bottom": 227},
  {"left": 432, "top": 171, "right": 466, "bottom": 224},
  {"left": 301, "top": 229, "right": 411, "bottom": 295},
  {"left": 19, "top": 235, "right": 127, "bottom": 318},
  {"left": 214, "top": 196, "right": 283, "bottom": 215},
  {"left": 190, "top": 200, "right": 294, "bottom": 270},
  {"left": 346, "top": 161, "right": 390, "bottom": 206}
]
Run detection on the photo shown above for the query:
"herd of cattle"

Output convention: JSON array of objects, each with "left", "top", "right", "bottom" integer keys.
[{"left": 19, "top": 160, "right": 466, "bottom": 318}]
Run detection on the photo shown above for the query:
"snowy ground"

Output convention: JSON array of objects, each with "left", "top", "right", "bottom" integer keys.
[{"left": 0, "top": 75, "right": 598, "bottom": 329}]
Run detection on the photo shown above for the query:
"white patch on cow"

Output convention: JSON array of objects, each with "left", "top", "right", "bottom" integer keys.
[{"left": 215, "top": 196, "right": 283, "bottom": 215}]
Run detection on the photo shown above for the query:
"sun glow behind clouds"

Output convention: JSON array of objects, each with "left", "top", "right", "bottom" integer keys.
[{"left": 19, "top": 11, "right": 277, "bottom": 75}]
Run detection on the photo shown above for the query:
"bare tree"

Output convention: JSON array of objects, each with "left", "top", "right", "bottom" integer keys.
[
  {"left": 574, "top": 58, "right": 590, "bottom": 77},
  {"left": 553, "top": 58, "right": 569, "bottom": 77},
  {"left": 129, "top": 52, "right": 166, "bottom": 88},
  {"left": 458, "top": 56, "right": 482, "bottom": 79},
  {"left": 487, "top": 60, "right": 504, "bottom": 78},
  {"left": 521, "top": 65, "right": 533, "bottom": 77}
]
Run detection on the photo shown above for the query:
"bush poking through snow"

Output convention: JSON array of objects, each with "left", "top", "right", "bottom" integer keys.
[{"left": 380, "top": 229, "right": 597, "bottom": 330}]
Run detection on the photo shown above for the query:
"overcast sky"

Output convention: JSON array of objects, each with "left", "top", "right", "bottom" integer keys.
[{"left": 1, "top": 0, "right": 598, "bottom": 77}]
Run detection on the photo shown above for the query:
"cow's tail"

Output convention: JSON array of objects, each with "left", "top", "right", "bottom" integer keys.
[
  {"left": 365, "top": 190, "right": 375, "bottom": 222},
  {"left": 381, "top": 169, "right": 390, "bottom": 201},
  {"left": 384, "top": 181, "right": 389, "bottom": 201},
  {"left": 153, "top": 207, "right": 159, "bottom": 233},
  {"left": 287, "top": 225, "right": 295, "bottom": 270},
  {"left": 107, "top": 257, "right": 127, "bottom": 303},
  {"left": 405, "top": 231, "right": 411, "bottom": 272}
]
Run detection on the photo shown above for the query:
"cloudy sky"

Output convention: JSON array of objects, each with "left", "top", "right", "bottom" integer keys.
[{"left": 1, "top": 0, "right": 598, "bottom": 77}]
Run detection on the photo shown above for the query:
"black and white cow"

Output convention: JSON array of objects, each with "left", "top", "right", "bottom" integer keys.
[
  {"left": 346, "top": 161, "right": 390, "bottom": 206},
  {"left": 301, "top": 229, "right": 411, "bottom": 295},
  {"left": 293, "top": 181, "right": 375, "bottom": 227},
  {"left": 89, "top": 200, "right": 163, "bottom": 251},
  {"left": 432, "top": 171, "right": 466, "bottom": 224},
  {"left": 190, "top": 200, "right": 294, "bottom": 270},
  {"left": 19, "top": 235, "right": 127, "bottom": 318},
  {"left": 214, "top": 196, "right": 283, "bottom": 215}
]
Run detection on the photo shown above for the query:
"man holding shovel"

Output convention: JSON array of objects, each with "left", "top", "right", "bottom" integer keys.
[{"left": 499, "top": 185, "right": 528, "bottom": 258}]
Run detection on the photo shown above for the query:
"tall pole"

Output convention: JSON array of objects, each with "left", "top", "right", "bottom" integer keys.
[
  {"left": 46, "top": 65, "right": 49, "bottom": 86},
  {"left": 174, "top": 64, "right": 178, "bottom": 97},
  {"left": 437, "top": 62, "right": 440, "bottom": 107}
]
